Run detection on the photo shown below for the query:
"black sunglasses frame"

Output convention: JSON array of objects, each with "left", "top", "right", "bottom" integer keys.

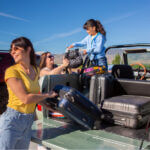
[{"left": 47, "top": 55, "right": 54, "bottom": 59}]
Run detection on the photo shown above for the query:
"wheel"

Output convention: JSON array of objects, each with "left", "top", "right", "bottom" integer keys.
[{"left": 130, "top": 62, "right": 147, "bottom": 80}]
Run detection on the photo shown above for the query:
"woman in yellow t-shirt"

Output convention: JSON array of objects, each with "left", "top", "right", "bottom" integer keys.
[{"left": 0, "top": 37, "right": 57, "bottom": 150}]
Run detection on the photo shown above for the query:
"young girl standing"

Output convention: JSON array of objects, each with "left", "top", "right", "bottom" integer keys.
[{"left": 67, "top": 19, "right": 108, "bottom": 70}]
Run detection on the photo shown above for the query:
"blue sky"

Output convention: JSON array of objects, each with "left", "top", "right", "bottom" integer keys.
[{"left": 0, "top": 0, "right": 150, "bottom": 54}]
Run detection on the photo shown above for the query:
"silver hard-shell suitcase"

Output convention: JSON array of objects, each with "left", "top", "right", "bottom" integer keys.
[
  {"left": 102, "top": 95, "right": 150, "bottom": 128},
  {"left": 99, "top": 75, "right": 150, "bottom": 128},
  {"left": 40, "top": 74, "right": 80, "bottom": 93},
  {"left": 89, "top": 74, "right": 114, "bottom": 106}
]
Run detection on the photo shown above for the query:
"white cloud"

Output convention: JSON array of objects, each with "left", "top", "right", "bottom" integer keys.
[
  {"left": 104, "top": 12, "right": 137, "bottom": 24},
  {"left": 0, "top": 12, "right": 29, "bottom": 22},
  {"left": 35, "top": 12, "right": 137, "bottom": 47},
  {"left": 34, "top": 28, "right": 82, "bottom": 45}
]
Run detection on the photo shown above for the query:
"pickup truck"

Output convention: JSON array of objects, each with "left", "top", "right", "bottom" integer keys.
[
  {"left": 0, "top": 50, "right": 14, "bottom": 114},
  {"left": 32, "top": 43, "right": 150, "bottom": 150}
]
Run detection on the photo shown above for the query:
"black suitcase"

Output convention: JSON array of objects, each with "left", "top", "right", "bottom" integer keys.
[
  {"left": 89, "top": 74, "right": 114, "bottom": 106},
  {"left": 40, "top": 74, "right": 80, "bottom": 119},
  {"left": 54, "top": 85, "right": 103, "bottom": 129}
]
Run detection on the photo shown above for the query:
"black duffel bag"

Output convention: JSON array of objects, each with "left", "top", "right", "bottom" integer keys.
[{"left": 65, "top": 49, "right": 83, "bottom": 68}]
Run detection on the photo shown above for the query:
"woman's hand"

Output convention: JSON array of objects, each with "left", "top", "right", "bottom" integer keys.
[
  {"left": 83, "top": 49, "right": 87, "bottom": 55},
  {"left": 48, "top": 91, "right": 58, "bottom": 98},
  {"left": 39, "top": 101, "right": 58, "bottom": 112}
]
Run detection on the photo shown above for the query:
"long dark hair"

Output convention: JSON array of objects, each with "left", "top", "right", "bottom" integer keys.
[
  {"left": 39, "top": 52, "right": 50, "bottom": 70},
  {"left": 83, "top": 19, "right": 106, "bottom": 36},
  {"left": 10, "top": 37, "right": 37, "bottom": 70}
]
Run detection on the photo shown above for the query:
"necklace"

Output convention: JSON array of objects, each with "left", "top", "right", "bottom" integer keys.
[{"left": 20, "top": 64, "right": 36, "bottom": 80}]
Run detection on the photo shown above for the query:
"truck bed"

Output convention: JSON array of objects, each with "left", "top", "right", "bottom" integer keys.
[{"left": 31, "top": 118, "right": 150, "bottom": 150}]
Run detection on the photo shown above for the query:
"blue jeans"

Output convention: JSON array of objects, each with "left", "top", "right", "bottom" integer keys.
[
  {"left": 0, "top": 107, "right": 34, "bottom": 150},
  {"left": 92, "top": 57, "right": 108, "bottom": 71}
]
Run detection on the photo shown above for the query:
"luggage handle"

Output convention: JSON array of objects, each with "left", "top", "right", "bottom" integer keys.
[{"left": 64, "top": 93, "right": 75, "bottom": 103}]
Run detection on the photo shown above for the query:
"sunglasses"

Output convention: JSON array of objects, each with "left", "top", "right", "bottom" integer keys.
[
  {"left": 10, "top": 47, "right": 24, "bottom": 53},
  {"left": 47, "top": 55, "right": 54, "bottom": 59}
]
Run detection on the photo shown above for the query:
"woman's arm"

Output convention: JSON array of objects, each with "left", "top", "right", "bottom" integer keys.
[
  {"left": 6, "top": 77, "right": 57, "bottom": 104},
  {"left": 40, "top": 65, "right": 65, "bottom": 77},
  {"left": 40, "top": 57, "right": 69, "bottom": 77}
]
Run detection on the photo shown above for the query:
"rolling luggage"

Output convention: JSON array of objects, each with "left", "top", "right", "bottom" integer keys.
[
  {"left": 102, "top": 95, "right": 150, "bottom": 128},
  {"left": 40, "top": 74, "right": 80, "bottom": 93},
  {"left": 54, "top": 85, "right": 103, "bottom": 129},
  {"left": 89, "top": 74, "right": 114, "bottom": 106},
  {"left": 97, "top": 75, "right": 150, "bottom": 128},
  {"left": 40, "top": 74, "right": 80, "bottom": 119}
]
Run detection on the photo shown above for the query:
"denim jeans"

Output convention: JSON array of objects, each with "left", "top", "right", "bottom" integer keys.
[
  {"left": 0, "top": 107, "right": 34, "bottom": 150},
  {"left": 92, "top": 57, "right": 108, "bottom": 71}
]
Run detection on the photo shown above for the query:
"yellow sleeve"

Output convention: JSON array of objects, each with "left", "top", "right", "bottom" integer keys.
[{"left": 5, "top": 66, "right": 21, "bottom": 82}]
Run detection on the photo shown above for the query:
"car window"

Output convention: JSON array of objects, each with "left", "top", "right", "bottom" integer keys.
[
  {"left": 127, "top": 52, "right": 150, "bottom": 71},
  {"left": 106, "top": 45, "right": 150, "bottom": 72},
  {"left": 106, "top": 48, "right": 124, "bottom": 65}
]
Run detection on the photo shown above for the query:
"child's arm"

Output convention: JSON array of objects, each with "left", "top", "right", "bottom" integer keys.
[{"left": 67, "top": 36, "right": 88, "bottom": 50}]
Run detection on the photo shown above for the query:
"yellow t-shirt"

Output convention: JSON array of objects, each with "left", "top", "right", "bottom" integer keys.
[{"left": 5, "top": 64, "right": 40, "bottom": 114}]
